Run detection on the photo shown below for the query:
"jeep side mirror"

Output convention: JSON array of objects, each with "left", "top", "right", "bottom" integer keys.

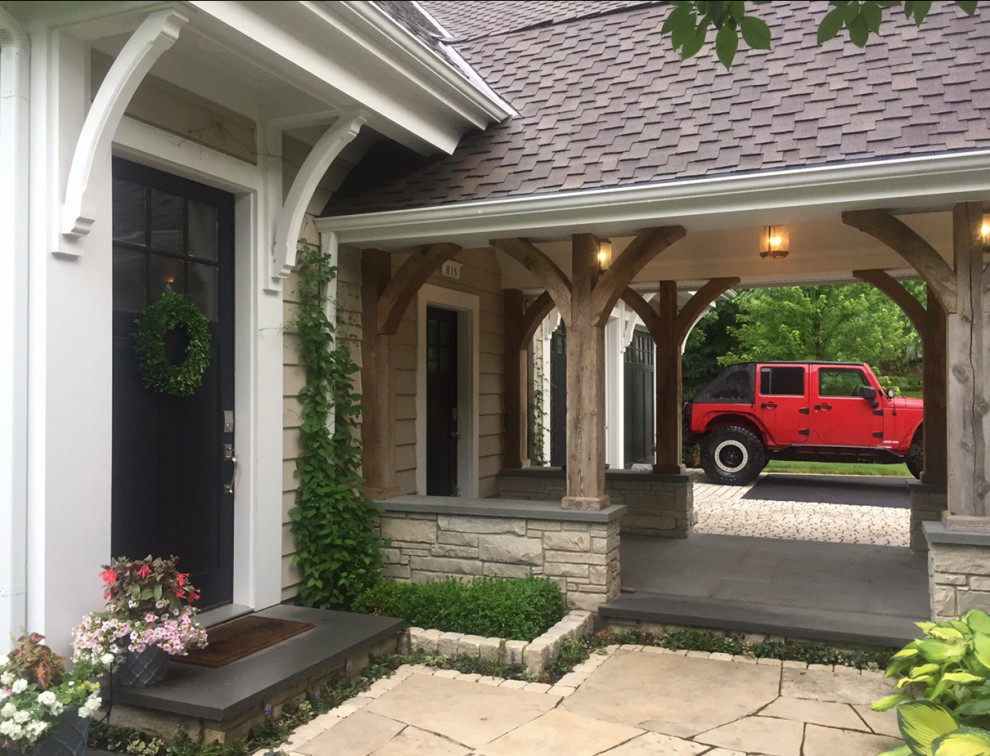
[{"left": 861, "top": 386, "right": 876, "bottom": 401}]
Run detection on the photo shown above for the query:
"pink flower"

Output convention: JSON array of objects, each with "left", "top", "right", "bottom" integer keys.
[{"left": 101, "top": 569, "right": 117, "bottom": 585}]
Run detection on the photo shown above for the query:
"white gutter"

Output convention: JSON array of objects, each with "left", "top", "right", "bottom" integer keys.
[
  {"left": 0, "top": 6, "right": 30, "bottom": 652},
  {"left": 316, "top": 150, "right": 990, "bottom": 247},
  {"left": 330, "top": 1, "right": 515, "bottom": 126}
]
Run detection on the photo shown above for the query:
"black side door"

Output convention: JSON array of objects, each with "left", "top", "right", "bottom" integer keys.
[
  {"left": 111, "top": 158, "right": 235, "bottom": 608},
  {"left": 426, "top": 307, "right": 458, "bottom": 495}
]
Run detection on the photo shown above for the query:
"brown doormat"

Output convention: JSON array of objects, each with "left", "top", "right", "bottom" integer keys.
[{"left": 173, "top": 616, "right": 316, "bottom": 668}]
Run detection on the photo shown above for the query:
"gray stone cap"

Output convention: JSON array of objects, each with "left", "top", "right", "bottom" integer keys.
[
  {"left": 498, "top": 467, "right": 693, "bottom": 484},
  {"left": 372, "top": 494, "right": 627, "bottom": 523},
  {"left": 924, "top": 520, "right": 990, "bottom": 547}
]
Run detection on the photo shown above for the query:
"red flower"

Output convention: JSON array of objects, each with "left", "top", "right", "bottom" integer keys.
[
  {"left": 174, "top": 589, "right": 185, "bottom": 598},
  {"left": 137, "top": 564, "right": 152, "bottom": 579},
  {"left": 187, "top": 590, "right": 200, "bottom": 602},
  {"left": 101, "top": 568, "right": 118, "bottom": 585},
  {"left": 177, "top": 573, "right": 188, "bottom": 587}
]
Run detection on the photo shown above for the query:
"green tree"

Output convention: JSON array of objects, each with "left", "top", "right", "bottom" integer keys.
[
  {"left": 682, "top": 297, "right": 742, "bottom": 398},
  {"left": 723, "top": 283, "right": 916, "bottom": 368},
  {"left": 662, "top": 1, "right": 979, "bottom": 69}
]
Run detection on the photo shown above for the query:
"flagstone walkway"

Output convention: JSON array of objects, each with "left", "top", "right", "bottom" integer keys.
[{"left": 263, "top": 645, "right": 902, "bottom": 756}]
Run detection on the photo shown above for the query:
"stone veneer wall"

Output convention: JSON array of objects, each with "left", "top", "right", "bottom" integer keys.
[
  {"left": 496, "top": 468, "right": 694, "bottom": 537},
  {"left": 375, "top": 497, "right": 626, "bottom": 612},
  {"left": 909, "top": 482, "right": 947, "bottom": 552},
  {"left": 925, "top": 521, "right": 990, "bottom": 621}
]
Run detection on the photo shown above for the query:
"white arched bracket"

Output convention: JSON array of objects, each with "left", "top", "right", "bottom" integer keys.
[
  {"left": 58, "top": 9, "right": 188, "bottom": 256},
  {"left": 270, "top": 112, "right": 367, "bottom": 285}
]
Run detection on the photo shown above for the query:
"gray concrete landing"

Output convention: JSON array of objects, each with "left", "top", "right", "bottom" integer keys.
[
  {"left": 604, "top": 533, "right": 929, "bottom": 647},
  {"left": 269, "top": 646, "right": 903, "bottom": 756}
]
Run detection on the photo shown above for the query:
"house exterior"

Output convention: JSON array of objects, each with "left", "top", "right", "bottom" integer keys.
[{"left": 2, "top": 0, "right": 989, "bottom": 655}]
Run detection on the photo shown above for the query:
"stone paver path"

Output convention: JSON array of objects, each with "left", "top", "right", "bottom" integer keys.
[
  {"left": 692, "top": 475, "right": 910, "bottom": 547},
  {"left": 264, "top": 645, "right": 902, "bottom": 756}
]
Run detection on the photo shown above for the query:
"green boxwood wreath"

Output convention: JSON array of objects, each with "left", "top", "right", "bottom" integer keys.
[{"left": 134, "top": 292, "right": 211, "bottom": 397}]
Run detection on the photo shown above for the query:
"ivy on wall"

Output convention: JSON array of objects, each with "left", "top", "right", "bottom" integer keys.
[{"left": 289, "top": 241, "right": 384, "bottom": 609}]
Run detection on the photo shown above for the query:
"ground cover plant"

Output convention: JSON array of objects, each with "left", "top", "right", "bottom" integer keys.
[{"left": 353, "top": 575, "right": 564, "bottom": 642}]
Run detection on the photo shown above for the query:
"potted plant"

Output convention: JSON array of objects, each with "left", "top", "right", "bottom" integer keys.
[
  {"left": 72, "top": 555, "right": 208, "bottom": 687},
  {"left": 0, "top": 632, "right": 103, "bottom": 756}
]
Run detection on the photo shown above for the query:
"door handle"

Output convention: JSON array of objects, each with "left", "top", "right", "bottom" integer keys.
[
  {"left": 761, "top": 402, "right": 777, "bottom": 409},
  {"left": 223, "top": 444, "right": 237, "bottom": 494},
  {"left": 815, "top": 403, "right": 832, "bottom": 411}
]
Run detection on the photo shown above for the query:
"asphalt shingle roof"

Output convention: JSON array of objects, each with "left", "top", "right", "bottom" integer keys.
[{"left": 326, "top": 2, "right": 990, "bottom": 216}]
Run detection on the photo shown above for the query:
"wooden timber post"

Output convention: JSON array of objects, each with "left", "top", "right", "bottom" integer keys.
[
  {"left": 503, "top": 289, "right": 529, "bottom": 469},
  {"left": 946, "top": 202, "right": 990, "bottom": 522},
  {"left": 360, "top": 249, "right": 399, "bottom": 499},
  {"left": 562, "top": 233, "right": 610, "bottom": 510},
  {"left": 654, "top": 281, "right": 682, "bottom": 474},
  {"left": 621, "top": 277, "right": 738, "bottom": 474}
]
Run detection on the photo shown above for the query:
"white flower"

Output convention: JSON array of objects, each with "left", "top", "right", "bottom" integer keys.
[
  {"left": 79, "top": 693, "right": 101, "bottom": 718},
  {"left": 36, "top": 691, "right": 56, "bottom": 707},
  {"left": 10, "top": 679, "right": 27, "bottom": 694},
  {"left": 1, "top": 701, "right": 16, "bottom": 718},
  {"left": 100, "top": 653, "right": 115, "bottom": 666},
  {"left": 12, "top": 709, "right": 29, "bottom": 723},
  {"left": 0, "top": 671, "right": 13, "bottom": 686}
]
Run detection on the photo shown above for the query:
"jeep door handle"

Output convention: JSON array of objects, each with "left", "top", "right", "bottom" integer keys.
[
  {"left": 815, "top": 403, "right": 832, "bottom": 411},
  {"left": 760, "top": 402, "right": 777, "bottom": 409}
]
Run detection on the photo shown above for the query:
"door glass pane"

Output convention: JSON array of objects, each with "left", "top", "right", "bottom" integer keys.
[
  {"left": 112, "top": 247, "right": 146, "bottom": 312},
  {"left": 188, "top": 201, "right": 218, "bottom": 261},
  {"left": 150, "top": 189, "right": 184, "bottom": 255},
  {"left": 113, "top": 179, "right": 146, "bottom": 246},
  {"left": 149, "top": 255, "right": 184, "bottom": 300},
  {"left": 188, "top": 263, "right": 218, "bottom": 321}
]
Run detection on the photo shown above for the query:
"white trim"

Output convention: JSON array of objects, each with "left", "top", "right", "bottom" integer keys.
[
  {"left": 318, "top": 150, "right": 990, "bottom": 247},
  {"left": 271, "top": 114, "right": 365, "bottom": 284},
  {"left": 415, "top": 284, "right": 480, "bottom": 498},
  {"left": 59, "top": 9, "right": 187, "bottom": 247},
  {"left": 114, "top": 119, "right": 283, "bottom": 613}
]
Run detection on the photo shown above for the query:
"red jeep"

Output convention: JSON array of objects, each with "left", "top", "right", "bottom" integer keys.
[{"left": 683, "top": 362, "right": 924, "bottom": 485}]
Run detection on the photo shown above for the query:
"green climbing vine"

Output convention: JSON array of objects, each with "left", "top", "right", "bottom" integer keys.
[
  {"left": 289, "top": 241, "right": 384, "bottom": 609},
  {"left": 527, "top": 337, "right": 547, "bottom": 466}
]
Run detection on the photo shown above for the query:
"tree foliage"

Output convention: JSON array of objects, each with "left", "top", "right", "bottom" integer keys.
[
  {"left": 682, "top": 297, "right": 742, "bottom": 399},
  {"left": 661, "top": 1, "right": 980, "bottom": 69},
  {"left": 723, "top": 283, "right": 917, "bottom": 368}
]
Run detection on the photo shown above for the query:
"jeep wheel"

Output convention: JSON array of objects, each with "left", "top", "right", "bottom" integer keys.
[
  {"left": 701, "top": 426, "right": 767, "bottom": 486},
  {"left": 906, "top": 439, "right": 923, "bottom": 480}
]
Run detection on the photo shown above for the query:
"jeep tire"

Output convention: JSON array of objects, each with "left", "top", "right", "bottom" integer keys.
[
  {"left": 701, "top": 425, "right": 767, "bottom": 486},
  {"left": 906, "top": 436, "right": 923, "bottom": 480}
]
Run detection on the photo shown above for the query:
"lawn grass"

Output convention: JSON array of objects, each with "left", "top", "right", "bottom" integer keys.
[{"left": 763, "top": 459, "right": 912, "bottom": 477}]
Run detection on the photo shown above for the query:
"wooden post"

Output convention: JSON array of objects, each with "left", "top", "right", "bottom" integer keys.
[
  {"left": 654, "top": 281, "right": 684, "bottom": 474},
  {"left": 562, "top": 234, "right": 610, "bottom": 510},
  {"left": 945, "top": 202, "right": 990, "bottom": 522},
  {"left": 360, "top": 249, "right": 399, "bottom": 499},
  {"left": 923, "top": 291, "right": 948, "bottom": 485},
  {"left": 503, "top": 289, "right": 529, "bottom": 469}
]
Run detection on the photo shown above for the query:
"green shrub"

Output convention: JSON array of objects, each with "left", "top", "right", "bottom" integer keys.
[{"left": 353, "top": 575, "right": 564, "bottom": 642}]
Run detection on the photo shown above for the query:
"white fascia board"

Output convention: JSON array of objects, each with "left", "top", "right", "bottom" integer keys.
[
  {"left": 186, "top": 1, "right": 509, "bottom": 153},
  {"left": 317, "top": 150, "right": 990, "bottom": 248}
]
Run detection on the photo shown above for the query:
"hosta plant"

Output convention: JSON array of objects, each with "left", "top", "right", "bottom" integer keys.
[{"left": 873, "top": 609, "right": 990, "bottom": 755}]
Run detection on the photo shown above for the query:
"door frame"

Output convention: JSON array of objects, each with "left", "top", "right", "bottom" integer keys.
[
  {"left": 113, "top": 117, "right": 284, "bottom": 614},
  {"left": 415, "top": 284, "right": 479, "bottom": 498}
]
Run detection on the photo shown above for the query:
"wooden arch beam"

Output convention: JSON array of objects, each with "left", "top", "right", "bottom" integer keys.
[
  {"left": 491, "top": 238, "right": 573, "bottom": 326},
  {"left": 674, "top": 277, "right": 740, "bottom": 344},
  {"left": 591, "top": 226, "right": 686, "bottom": 326},
  {"left": 619, "top": 288, "right": 663, "bottom": 341},
  {"left": 853, "top": 269, "right": 929, "bottom": 336},
  {"left": 377, "top": 243, "right": 461, "bottom": 335},
  {"left": 842, "top": 210, "right": 957, "bottom": 313},
  {"left": 517, "top": 292, "right": 556, "bottom": 350}
]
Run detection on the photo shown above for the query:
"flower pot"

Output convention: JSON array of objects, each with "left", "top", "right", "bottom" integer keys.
[
  {"left": 9, "top": 707, "right": 90, "bottom": 756},
  {"left": 118, "top": 644, "right": 169, "bottom": 687}
]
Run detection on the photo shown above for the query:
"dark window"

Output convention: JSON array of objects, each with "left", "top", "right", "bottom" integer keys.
[
  {"left": 693, "top": 363, "right": 755, "bottom": 404},
  {"left": 760, "top": 366, "right": 805, "bottom": 396},
  {"left": 819, "top": 368, "right": 868, "bottom": 397}
]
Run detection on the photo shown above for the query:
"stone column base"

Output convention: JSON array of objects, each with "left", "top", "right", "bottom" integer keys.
[{"left": 925, "top": 521, "right": 990, "bottom": 621}]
